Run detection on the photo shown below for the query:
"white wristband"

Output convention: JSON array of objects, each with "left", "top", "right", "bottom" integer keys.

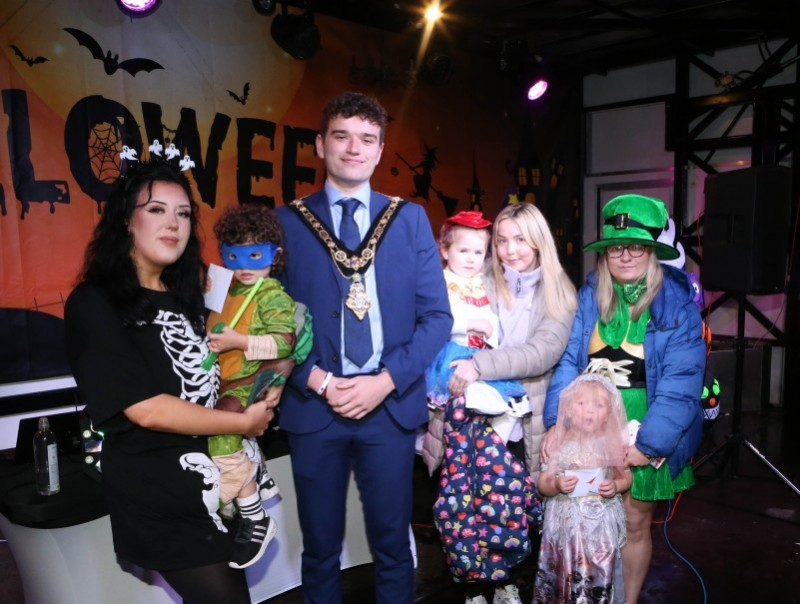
[{"left": 316, "top": 371, "right": 333, "bottom": 397}]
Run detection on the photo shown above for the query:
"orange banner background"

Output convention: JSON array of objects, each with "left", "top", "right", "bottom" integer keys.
[{"left": 1, "top": 0, "right": 585, "bottom": 385}]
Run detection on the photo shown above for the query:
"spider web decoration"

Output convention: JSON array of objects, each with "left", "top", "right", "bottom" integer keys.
[{"left": 89, "top": 122, "right": 123, "bottom": 184}]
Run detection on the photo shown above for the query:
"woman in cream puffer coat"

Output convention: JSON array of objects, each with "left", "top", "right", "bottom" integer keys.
[{"left": 421, "top": 203, "right": 577, "bottom": 482}]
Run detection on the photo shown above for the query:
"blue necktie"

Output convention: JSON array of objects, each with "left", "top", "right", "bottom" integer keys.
[{"left": 337, "top": 198, "right": 373, "bottom": 367}]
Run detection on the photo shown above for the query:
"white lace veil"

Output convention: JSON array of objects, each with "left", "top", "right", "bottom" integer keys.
[{"left": 547, "top": 372, "right": 628, "bottom": 472}]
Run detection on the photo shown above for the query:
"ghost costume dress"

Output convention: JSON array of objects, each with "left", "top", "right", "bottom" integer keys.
[
  {"left": 65, "top": 283, "right": 233, "bottom": 571},
  {"left": 533, "top": 373, "right": 628, "bottom": 604}
]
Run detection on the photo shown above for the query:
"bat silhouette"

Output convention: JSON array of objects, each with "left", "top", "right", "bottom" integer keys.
[
  {"left": 63, "top": 27, "right": 163, "bottom": 76},
  {"left": 227, "top": 82, "right": 250, "bottom": 105},
  {"left": 10, "top": 45, "right": 49, "bottom": 67}
]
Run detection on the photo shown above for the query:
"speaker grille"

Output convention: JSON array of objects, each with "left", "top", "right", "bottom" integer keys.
[{"left": 702, "top": 166, "right": 792, "bottom": 294}]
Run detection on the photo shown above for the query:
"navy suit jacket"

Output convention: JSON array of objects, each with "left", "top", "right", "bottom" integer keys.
[{"left": 276, "top": 190, "right": 453, "bottom": 434}]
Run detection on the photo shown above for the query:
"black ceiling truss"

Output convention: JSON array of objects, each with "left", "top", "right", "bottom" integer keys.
[
  {"left": 671, "top": 81, "right": 796, "bottom": 267},
  {"left": 284, "top": 1, "right": 792, "bottom": 79}
]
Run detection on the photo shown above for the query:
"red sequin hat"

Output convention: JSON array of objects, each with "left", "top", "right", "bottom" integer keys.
[{"left": 445, "top": 211, "right": 492, "bottom": 229}]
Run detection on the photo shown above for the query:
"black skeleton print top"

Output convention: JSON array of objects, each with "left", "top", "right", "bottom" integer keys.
[{"left": 65, "top": 283, "right": 234, "bottom": 570}]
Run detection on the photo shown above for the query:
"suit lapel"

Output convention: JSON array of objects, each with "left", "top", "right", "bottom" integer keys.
[
  {"left": 369, "top": 192, "right": 392, "bottom": 299},
  {"left": 304, "top": 190, "right": 334, "bottom": 230},
  {"left": 299, "top": 191, "right": 347, "bottom": 294},
  {"left": 369, "top": 190, "right": 388, "bottom": 222}
]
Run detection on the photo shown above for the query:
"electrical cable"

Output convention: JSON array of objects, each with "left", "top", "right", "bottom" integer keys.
[
  {"left": 651, "top": 491, "right": 682, "bottom": 525},
  {"left": 659, "top": 498, "right": 708, "bottom": 604}
]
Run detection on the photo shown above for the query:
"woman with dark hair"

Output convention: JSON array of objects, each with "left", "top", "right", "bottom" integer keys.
[
  {"left": 542, "top": 194, "right": 706, "bottom": 603},
  {"left": 65, "top": 159, "right": 271, "bottom": 604}
]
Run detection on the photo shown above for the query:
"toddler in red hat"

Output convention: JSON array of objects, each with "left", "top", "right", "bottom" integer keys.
[
  {"left": 419, "top": 210, "right": 541, "bottom": 604},
  {"left": 424, "top": 210, "right": 529, "bottom": 423}
]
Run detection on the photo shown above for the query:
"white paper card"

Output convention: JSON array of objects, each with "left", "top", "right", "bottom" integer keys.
[
  {"left": 565, "top": 467, "right": 604, "bottom": 497},
  {"left": 204, "top": 264, "right": 234, "bottom": 313}
]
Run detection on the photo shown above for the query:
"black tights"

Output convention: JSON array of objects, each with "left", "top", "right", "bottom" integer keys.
[{"left": 160, "top": 561, "right": 250, "bottom": 604}]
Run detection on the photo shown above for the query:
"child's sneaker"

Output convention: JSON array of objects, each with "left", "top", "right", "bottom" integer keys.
[
  {"left": 229, "top": 515, "right": 277, "bottom": 569},
  {"left": 493, "top": 584, "right": 522, "bottom": 604},
  {"left": 257, "top": 460, "right": 280, "bottom": 500}
]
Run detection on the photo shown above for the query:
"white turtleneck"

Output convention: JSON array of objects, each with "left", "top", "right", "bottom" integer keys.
[{"left": 497, "top": 264, "right": 541, "bottom": 347}]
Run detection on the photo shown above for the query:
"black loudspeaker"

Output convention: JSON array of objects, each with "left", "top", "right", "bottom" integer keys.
[{"left": 702, "top": 165, "right": 793, "bottom": 294}]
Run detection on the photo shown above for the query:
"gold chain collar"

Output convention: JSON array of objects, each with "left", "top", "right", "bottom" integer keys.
[{"left": 288, "top": 195, "right": 403, "bottom": 280}]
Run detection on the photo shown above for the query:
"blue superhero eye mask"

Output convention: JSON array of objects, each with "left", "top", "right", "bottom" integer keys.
[{"left": 220, "top": 242, "right": 278, "bottom": 270}]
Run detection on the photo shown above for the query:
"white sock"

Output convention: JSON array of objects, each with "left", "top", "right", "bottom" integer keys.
[{"left": 236, "top": 492, "right": 265, "bottom": 521}]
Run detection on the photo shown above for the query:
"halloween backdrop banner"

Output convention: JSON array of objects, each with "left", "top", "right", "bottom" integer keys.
[{"left": 0, "top": 0, "right": 578, "bottom": 386}]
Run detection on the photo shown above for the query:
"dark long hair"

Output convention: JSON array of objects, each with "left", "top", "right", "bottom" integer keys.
[{"left": 78, "top": 161, "right": 208, "bottom": 333}]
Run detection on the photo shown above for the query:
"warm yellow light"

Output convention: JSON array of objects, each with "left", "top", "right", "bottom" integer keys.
[{"left": 424, "top": 5, "right": 442, "bottom": 22}]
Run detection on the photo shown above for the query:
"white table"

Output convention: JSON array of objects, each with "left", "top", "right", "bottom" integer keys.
[{"left": 1, "top": 454, "right": 373, "bottom": 604}]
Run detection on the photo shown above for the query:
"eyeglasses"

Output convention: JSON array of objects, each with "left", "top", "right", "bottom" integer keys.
[{"left": 605, "top": 244, "right": 648, "bottom": 259}]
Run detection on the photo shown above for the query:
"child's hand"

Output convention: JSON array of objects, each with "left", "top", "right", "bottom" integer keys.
[
  {"left": 208, "top": 326, "right": 248, "bottom": 353},
  {"left": 256, "top": 384, "right": 285, "bottom": 409},
  {"left": 204, "top": 275, "right": 213, "bottom": 294},
  {"left": 598, "top": 478, "right": 618, "bottom": 498},
  {"left": 555, "top": 471, "right": 578, "bottom": 494}
]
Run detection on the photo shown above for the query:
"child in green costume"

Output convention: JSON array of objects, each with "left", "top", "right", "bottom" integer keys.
[{"left": 207, "top": 203, "right": 312, "bottom": 570}]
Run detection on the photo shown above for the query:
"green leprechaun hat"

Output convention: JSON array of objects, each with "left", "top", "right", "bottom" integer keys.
[{"left": 583, "top": 194, "right": 680, "bottom": 261}]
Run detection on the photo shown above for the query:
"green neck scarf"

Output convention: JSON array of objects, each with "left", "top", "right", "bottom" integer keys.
[
  {"left": 598, "top": 281, "right": 650, "bottom": 348},
  {"left": 621, "top": 279, "right": 647, "bottom": 305}
]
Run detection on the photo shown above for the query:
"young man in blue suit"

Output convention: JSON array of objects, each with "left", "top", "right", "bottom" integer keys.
[{"left": 276, "top": 92, "right": 453, "bottom": 603}]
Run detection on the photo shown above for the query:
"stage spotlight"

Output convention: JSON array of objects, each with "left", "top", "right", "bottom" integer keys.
[
  {"left": 526, "top": 57, "right": 550, "bottom": 100},
  {"left": 115, "top": 0, "right": 161, "bottom": 18},
  {"left": 271, "top": 3, "right": 320, "bottom": 60},
  {"left": 252, "top": 0, "right": 277, "bottom": 16},
  {"left": 527, "top": 77, "right": 548, "bottom": 101},
  {"left": 424, "top": 5, "right": 443, "bottom": 23}
]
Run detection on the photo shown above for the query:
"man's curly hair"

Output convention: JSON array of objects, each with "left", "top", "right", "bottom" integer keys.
[
  {"left": 213, "top": 203, "right": 286, "bottom": 274},
  {"left": 320, "top": 91, "right": 388, "bottom": 142}
]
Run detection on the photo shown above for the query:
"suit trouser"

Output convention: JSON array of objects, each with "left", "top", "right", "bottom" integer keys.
[{"left": 287, "top": 405, "right": 417, "bottom": 604}]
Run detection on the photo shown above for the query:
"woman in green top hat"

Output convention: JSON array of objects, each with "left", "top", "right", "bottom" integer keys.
[{"left": 540, "top": 194, "right": 706, "bottom": 603}]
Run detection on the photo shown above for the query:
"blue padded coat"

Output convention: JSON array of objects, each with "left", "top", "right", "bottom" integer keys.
[{"left": 544, "top": 265, "right": 706, "bottom": 478}]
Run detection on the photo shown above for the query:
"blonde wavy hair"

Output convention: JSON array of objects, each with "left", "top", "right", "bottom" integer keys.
[
  {"left": 596, "top": 251, "right": 663, "bottom": 322},
  {"left": 490, "top": 203, "right": 577, "bottom": 320}
]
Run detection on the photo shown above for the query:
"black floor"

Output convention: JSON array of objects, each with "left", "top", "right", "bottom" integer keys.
[{"left": 2, "top": 407, "right": 799, "bottom": 604}]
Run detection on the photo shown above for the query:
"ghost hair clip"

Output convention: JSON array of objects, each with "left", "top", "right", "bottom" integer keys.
[{"left": 119, "top": 139, "right": 194, "bottom": 174}]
